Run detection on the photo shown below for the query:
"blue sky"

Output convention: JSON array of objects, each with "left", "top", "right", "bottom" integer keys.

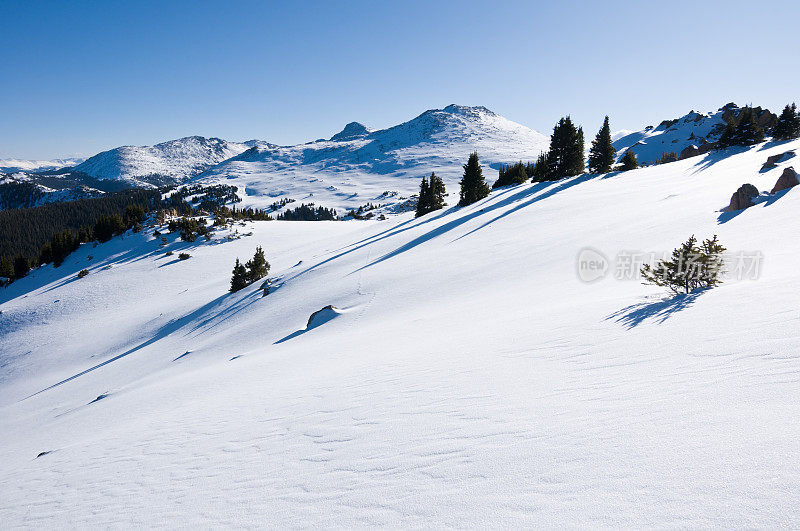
[{"left": 2, "top": 0, "right": 798, "bottom": 159}]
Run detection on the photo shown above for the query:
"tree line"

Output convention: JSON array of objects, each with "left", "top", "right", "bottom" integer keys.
[{"left": 0, "top": 189, "right": 184, "bottom": 280}]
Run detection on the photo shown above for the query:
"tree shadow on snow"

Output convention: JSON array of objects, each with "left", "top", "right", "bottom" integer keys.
[
  {"left": 24, "top": 288, "right": 264, "bottom": 400},
  {"left": 690, "top": 146, "right": 750, "bottom": 174},
  {"left": 606, "top": 290, "right": 705, "bottom": 329},
  {"left": 354, "top": 175, "right": 593, "bottom": 271},
  {"left": 289, "top": 185, "right": 538, "bottom": 281}
]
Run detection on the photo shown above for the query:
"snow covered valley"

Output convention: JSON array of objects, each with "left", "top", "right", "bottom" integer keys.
[{"left": 2, "top": 139, "right": 800, "bottom": 527}]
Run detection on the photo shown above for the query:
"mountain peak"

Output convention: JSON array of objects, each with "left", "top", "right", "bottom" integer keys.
[
  {"left": 331, "top": 122, "right": 371, "bottom": 141},
  {"left": 441, "top": 104, "right": 496, "bottom": 117}
]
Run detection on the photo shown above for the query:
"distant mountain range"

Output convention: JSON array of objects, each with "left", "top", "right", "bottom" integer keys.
[
  {"left": 0, "top": 158, "right": 85, "bottom": 174},
  {"left": 1, "top": 102, "right": 780, "bottom": 213}
]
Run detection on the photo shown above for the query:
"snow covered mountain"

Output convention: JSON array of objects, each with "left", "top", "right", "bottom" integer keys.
[
  {"left": 613, "top": 103, "right": 777, "bottom": 164},
  {"left": 71, "top": 136, "right": 269, "bottom": 187},
  {"left": 2, "top": 137, "right": 800, "bottom": 526},
  {"left": 191, "top": 104, "right": 549, "bottom": 215},
  {"left": 0, "top": 157, "right": 84, "bottom": 173}
]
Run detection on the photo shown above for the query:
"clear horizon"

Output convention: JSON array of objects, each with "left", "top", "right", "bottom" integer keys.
[{"left": 2, "top": 0, "right": 798, "bottom": 160}]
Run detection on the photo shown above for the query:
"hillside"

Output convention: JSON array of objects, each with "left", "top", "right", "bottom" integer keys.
[
  {"left": 71, "top": 136, "right": 270, "bottom": 186},
  {"left": 1, "top": 138, "right": 799, "bottom": 526},
  {"left": 613, "top": 103, "right": 777, "bottom": 164},
  {"left": 190, "top": 104, "right": 549, "bottom": 215}
]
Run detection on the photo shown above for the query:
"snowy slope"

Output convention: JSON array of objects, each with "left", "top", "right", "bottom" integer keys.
[
  {"left": 2, "top": 138, "right": 800, "bottom": 527},
  {"left": 72, "top": 137, "right": 270, "bottom": 186},
  {"left": 613, "top": 109, "right": 728, "bottom": 164},
  {"left": 0, "top": 157, "right": 84, "bottom": 173},
  {"left": 191, "top": 105, "right": 550, "bottom": 214},
  {"left": 612, "top": 104, "right": 778, "bottom": 164}
]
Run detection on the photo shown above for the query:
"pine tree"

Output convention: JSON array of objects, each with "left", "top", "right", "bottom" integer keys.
[
  {"left": 697, "top": 235, "right": 726, "bottom": 289},
  {"left": 429, "top": 173, "right": 447, "bottom": 211},
  {"left": 531, "top": 152, "right": 550, "bottom": 182},
  {"left": 229, "top": 258, "right": 249, "bottom": 292},
  {"left": 734, "top": 106, "right": 765, "bottom": 145},
  {"left": 415, "top": 175, "right": 430, "bottom": 218},
  {"left": 0, "top": 256, "right": 14, "bottom": 279},
  {"left": 39, "top": 243, "right": 53, "bottom": 265},
  {"left": 458, "top": 152, "right": 490, "bottom": 206},
  {"left": 492, "top": 162, "right": 528, "bottom": 189},
  {"left": 773, "top": 103, "right": 800, "bottom": 140},
  {"left": 640, "top": 235, "right": 726, "bottom": 295},
  {"left": 245, "top": 246, "right": 270, "bottom": 283},
  {"left": 620, "top": 150, "right": 638, "bottom": 171},
  {"left": 547, "top": 116, "right": 585, "bottom": 179},
  {"left": 588, "top": 116, "right": 617, "bottom": 174},
  {"left": 717, "top": 119, "right": 737, "bottom": 148},
  {"left": 13, "top": 255, "right": 29, "bottom": 279},
  {"left": 571, "top": 126, "right": 586, "bottom": 175}
]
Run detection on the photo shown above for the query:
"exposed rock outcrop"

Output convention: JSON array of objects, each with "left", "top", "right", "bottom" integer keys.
[
  {"left": 306, "top": 305, "right": 340, "bottom": 329},
  {"left": 679, "top": 142, "right": 715, "bottom": 160},
  {"left": 728, "top": 183, "right": 759, "bottom": 211},
  {"left": 770, "top": 167, "right": 799, "bottom": 194},
  {"left": 762, "top": 151, "right": 796, "bottom": 170}
]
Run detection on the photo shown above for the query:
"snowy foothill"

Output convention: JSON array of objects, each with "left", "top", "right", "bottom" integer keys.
[
  {"left": 71, "top": 137, "right": 271, "bottom": 186},
  {"left": 1, "top": 136, "right": 800, "bottom": 527}
]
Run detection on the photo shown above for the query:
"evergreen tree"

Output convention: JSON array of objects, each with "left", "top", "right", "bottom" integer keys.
[
  {"left": 640, "top": 235, "right": 726, "bottom": 295},
  {"left": 620, "top": 150, "right": 638, "bottom": 171},
  {"left": 429, "top": 173, "right": 447, "bottom": 211},
  {"left": 718, "top": 107, "right": 765, "bottom": 148},
  {"left": 654, "top": 152, "right": 679, "bottom": 165},
  {"left": 93, "top": 214, "right": 126, "bottom": 243},
  {"left": 573, "top": 126, "right": 586, "bottom": 174},
  {"left": 531, "top": 152, "right": 550, "bottom": 182},
  {"left": 50, "top": 230, "right": 80, "bottom": 267},
  {"left": 0, "top": 256, "right": 14, "bottom": 279},
  {"left": 229, "top": 258, "right": 249, "bottom": 292},
  {"left": 734, "top": 106, "right": 765, "bottom": 145},
  {"left": 415, "top": 175, "right": 430, "bottom": 218},
  {"left": 546, "top": 116, "right": 585, "bottom": 179},
  {"left": 587, "top": 116, "right": 616, "bottom": 174},
  {"left": 717, "top": 119, "right": 737, "bottom": 148},
  {"left": 245, "top": 246, "right": 270, "bottom": 283},
  {"left": 39, "top": 243, "right": 53, "bottom": 266},
  {"left": 276, "top": 203, "right": 338, "bottom": 221},
  {"left": 13, "top": 255, "right": 29, "bottom": 279},
  {"left": 492, "top": 162, "right": 529, "bottom": 189},
  {"left": 458, "top": 152, "right": 490, "bottom": 206},
  {"left": 123, "top": 204, "right": 145, "bottom": 225},
  {"left": 773, "top": 103, "right": 800, "bottom": 140}
]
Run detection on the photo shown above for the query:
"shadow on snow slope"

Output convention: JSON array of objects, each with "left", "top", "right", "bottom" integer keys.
[
  {"left": 20, "top": 174, "right": 598, "bottom": 399},
  {"left": 606, "top": 291, "right": 705, "bottom": 329},
  {"left": 357, "top": 175, "right": 592, "bottom": 271},
  {"left": 24, "top": 286, "right": 263, "bottom": 400}
]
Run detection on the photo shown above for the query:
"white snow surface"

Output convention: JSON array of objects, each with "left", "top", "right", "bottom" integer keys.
[
  {"left": 191, "top": 105, "right": 549, "bottom": 215},
  {"left": 0, "top": 158, "right": 84, "bottom": 173},
  {"left": 72, "top": 137, "right": 269, "bottom": 186},
  {"left": 2, "top": 139, "right": 800, "bottom": 527}
]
